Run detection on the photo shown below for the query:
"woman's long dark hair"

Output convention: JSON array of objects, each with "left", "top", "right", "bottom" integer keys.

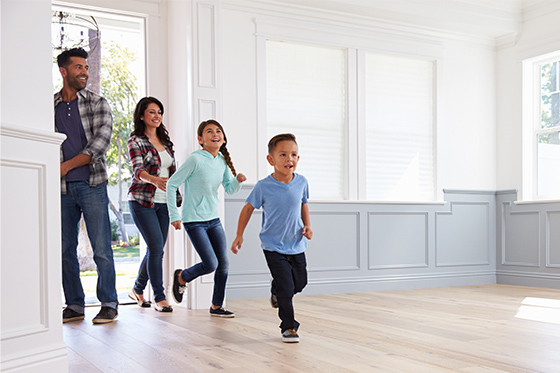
[
  {"left": 197, "top": 119, "right": 237, "bottom": 177},
  {"left": 132, "top": 97, "right": 173, "bottom": 148}
]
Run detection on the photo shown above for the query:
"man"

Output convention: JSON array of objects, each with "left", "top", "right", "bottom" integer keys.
[{"left": 54, "top": 47, "right": 118, "bottom": 324}]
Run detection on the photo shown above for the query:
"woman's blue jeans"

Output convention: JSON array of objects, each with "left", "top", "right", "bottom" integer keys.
[
  {"left": 180, "top": 218, "right": 229, "bottom": 307},
  {"left": 61, "top": 181, "right": 118, "bottom": 311},
  {"left": 129, "top": 201, "right": 170, "bottom": 303}
]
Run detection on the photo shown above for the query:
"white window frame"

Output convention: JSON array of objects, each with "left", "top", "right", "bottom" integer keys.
[
  {"left": 255, "top": 17, "right": 443, "bottom": 202},
  {"left": 522, "top": 51, "right": 560, "bottom": 202}
]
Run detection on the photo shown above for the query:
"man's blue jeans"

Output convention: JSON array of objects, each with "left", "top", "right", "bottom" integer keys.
[
  {"left": 180, "top": 218, "right": 229, "bottom": 307},
  {"left": 61, "top": 181, "right": 118, "bottom": 312},
  {"left": 129, "top": 201, "right": 169, "bottom": 303}
]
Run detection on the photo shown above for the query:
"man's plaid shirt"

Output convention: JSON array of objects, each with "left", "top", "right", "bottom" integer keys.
[
  {"left": 54, "top": 89, "right": 113, "bottom": 194},
  {"left": 128, "top": 134, "right": 180, "bottom": 208}
]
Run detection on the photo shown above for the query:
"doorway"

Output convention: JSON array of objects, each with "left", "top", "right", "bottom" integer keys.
[{"left": 52, "top": 6, "right": 147, "bottom": 305}]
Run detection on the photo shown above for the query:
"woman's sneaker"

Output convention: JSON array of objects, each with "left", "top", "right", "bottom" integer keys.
[{"left": 209, "top": 306, "right": 235, "bottom": 318}]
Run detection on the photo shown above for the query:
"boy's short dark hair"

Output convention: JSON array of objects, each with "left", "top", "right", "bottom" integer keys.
[
  {"left": 268, "top": 133, "right": 297, "bottom": 154},
  {"left": 57, "top": 47, "right": 88, "bottom": 68}
]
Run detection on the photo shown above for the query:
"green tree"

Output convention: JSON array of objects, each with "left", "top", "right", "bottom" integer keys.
[{"left": 101, "top": 41, "right": 139, "bottom": 244}]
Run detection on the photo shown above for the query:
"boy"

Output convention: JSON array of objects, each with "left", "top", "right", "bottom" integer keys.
[{"left": 231, "top": 133, "right": 312, "bottom": 343}]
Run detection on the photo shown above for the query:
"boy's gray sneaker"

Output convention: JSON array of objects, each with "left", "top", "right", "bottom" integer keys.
[
  {"left": 270, "top": 293, "right": 278, "bottom": 308},
  {"left": 282, "top": 328, "right": 300, "bottom": 343}
]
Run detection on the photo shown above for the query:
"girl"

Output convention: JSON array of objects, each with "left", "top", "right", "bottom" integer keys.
[
  {"left": 127, "top": 97, "right": 180, "bottom": 312},
  {"left": 167, "top": 119, "right": 246, "bottom": 317}
]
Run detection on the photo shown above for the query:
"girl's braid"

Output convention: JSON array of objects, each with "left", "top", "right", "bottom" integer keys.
[{"left": 220, "top": 144, "right": 237, "bottom": 177}]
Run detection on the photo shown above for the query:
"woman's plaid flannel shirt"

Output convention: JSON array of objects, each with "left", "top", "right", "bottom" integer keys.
[{"left": 128, "top": 134, "right": 181, "bottom": 208}]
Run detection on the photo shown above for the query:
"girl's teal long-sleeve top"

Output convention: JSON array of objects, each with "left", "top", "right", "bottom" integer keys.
[{"left": 167, "top": 149, "right": 242, "bottom": 223}]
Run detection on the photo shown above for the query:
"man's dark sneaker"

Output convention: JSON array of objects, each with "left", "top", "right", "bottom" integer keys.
[
  {"left": 62, "top": 307, "right": 85, "bottom": 323},
  {"left": 172, "top": 269, "right": 187, "bottom": 304},
  {"left": 209, "top": 306, "right": 235, "bottom": 318},
  {"left": 270, "top": 293, "right": 278, "bottom": 308},
  {"left": 92, "top": 307, "right": 118, "bottom": 324},
  {"left": 281, "top": 328, "right": 300, "bottom": 343}
]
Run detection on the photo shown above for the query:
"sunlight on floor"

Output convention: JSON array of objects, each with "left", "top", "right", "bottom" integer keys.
[{"left": 515, "top": 297, "right": 560, "bottom": 325}]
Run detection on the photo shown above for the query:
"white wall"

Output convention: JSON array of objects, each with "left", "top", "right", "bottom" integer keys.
[
  {"left": 221, "top": 3, "right": 498, "bottom": 192},
  {"left": 439, "top": 41, "right": 497, "bottom": 190},
  {"left": 496, "top": 1, "right": 560, "bottom": 192}
]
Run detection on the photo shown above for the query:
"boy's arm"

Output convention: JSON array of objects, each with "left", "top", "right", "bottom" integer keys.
[
  {"left": 231, "top": 203, "right": 255, "bottom": 254},
  {"left": 301, "top": 203, "right": 313, "bottom": 240}
]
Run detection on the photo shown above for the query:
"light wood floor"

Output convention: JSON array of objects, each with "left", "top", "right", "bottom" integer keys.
[{"left": 65, "top": 284, "right": 560, "bottom": 373}]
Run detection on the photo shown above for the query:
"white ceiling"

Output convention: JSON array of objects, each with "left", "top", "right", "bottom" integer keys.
[{"left": 267, "top": 0, "right": 550, "bottom": 38}]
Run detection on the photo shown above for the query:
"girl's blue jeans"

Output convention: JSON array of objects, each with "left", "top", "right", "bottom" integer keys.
[
  {"left": 180, "top": 218, "right": 229, "bottom": 307},
  {"left": 129, "top": 201, "right": 170, "bottom": 303}
]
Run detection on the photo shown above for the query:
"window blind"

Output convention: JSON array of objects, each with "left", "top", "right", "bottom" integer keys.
[
  {"left": 364, "top": 53, "right": 435, "bottom": 201},
  {"left": 266, "top": 40, "right": 347, "bottom": 199}
]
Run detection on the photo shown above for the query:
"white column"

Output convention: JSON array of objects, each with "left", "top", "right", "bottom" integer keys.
[{"left": 1, "top": 0, "right": 68, "bottom": 371}]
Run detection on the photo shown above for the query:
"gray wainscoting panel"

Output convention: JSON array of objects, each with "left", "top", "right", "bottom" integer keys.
[
  {"left": 501, "top": 203, "right": 540, "bottom": 266},
  {"left": 225, "top": 187, "right": 503, "bottom": 299},
  {"left": 228, "top": 210, "right": 269, "bottom": 276},
  {"left": 546, "top": 211, "right": 560, "bottom": 268},
  {"left": 496, "top": 191, "right": 560, "bottom": 289},
  {"left": 436, "top": 202, "right": 490, "bottom": 266},
  {"left": 306, "top": 211, "right": 360, "bottom": 271},
  {"left": 368, "top": 212, "right": 428, "bottom": 269}
]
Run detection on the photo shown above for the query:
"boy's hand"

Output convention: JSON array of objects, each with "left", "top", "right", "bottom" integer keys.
[
  {"left": 231, "top": 235, "right": 243, "bottom": 254},
  {"left": 237, "top": 173, "right": 247, "bottom": 183},
  {"left": 171, "top": 220, "right": 182, "bottom": 230},
  {"left": 303, "top": 226, "right": 313, "bottom": 239}
]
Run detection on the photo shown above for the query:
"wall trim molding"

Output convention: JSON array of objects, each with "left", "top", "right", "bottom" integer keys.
[
  {"left": 1, "top": 123, "right": 66, "bottom": 145},
  {"left": 0, "top": 342, "right": 68, "bottom": 372},
  {"left": 222, "top": 0, "right": 498, "bottom": 48}
]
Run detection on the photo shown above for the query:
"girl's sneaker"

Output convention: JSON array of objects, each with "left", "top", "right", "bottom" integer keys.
[
  {"left": 281, "top": 328, "right": 300, "bottom": 343},
  {"left": 172, "top": 269, "right": 187, "bottom": 303},
  {"left": 209, "top": 306, "right": 235, "bottom": 318}
]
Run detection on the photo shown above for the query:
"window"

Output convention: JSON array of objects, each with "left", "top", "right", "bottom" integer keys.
[
  {"left": 266, "top": 41, "right": 347, "bottom": 200},
  {"left": 523, "top": 52, "right": 560, "bottom": 200},
  {"left": 264, "top": 40, "right": 436, "bottom": 201},
  {"left": 364, "top": 53, "right": 435, "bottom": 201}
]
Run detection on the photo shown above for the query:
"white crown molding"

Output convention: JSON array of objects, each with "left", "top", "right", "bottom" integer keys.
[
  {"left": 224, "top": 0, "right": 498, "bottom": 49},
  {"left": 522, "top": 0, "right": 560, "bottom": 22}
]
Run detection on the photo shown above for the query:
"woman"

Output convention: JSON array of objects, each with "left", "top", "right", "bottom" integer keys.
[{"left": 127, "top": 97, "right": 180, "bottom": 312}]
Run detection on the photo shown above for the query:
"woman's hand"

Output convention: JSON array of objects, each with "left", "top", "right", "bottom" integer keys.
[
  {"left": 152, "top": 176, "right": 168, "bottom": 191},
  {"left": 237, "top": 173, "right": 247, "bottom": 183},
  {"left": 171, "top": 220, "right": 182, "bottom": 230}
]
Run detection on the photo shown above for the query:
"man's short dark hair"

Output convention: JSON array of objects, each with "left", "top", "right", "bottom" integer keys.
[
  {"left": 268, "top": 133, "right": 297, "bottom": 154},
  {"left": 57, "top": 47, "right": 88, "bottom": 68}
]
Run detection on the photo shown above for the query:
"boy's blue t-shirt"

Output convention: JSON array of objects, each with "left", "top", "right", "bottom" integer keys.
[{"left": 246, "top": 173, "right": 309, "bottom": 255}]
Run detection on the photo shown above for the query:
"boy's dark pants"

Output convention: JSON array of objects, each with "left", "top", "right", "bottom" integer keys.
[{"left": 263, "top": 250, "right": 308, "bottom": 332}]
